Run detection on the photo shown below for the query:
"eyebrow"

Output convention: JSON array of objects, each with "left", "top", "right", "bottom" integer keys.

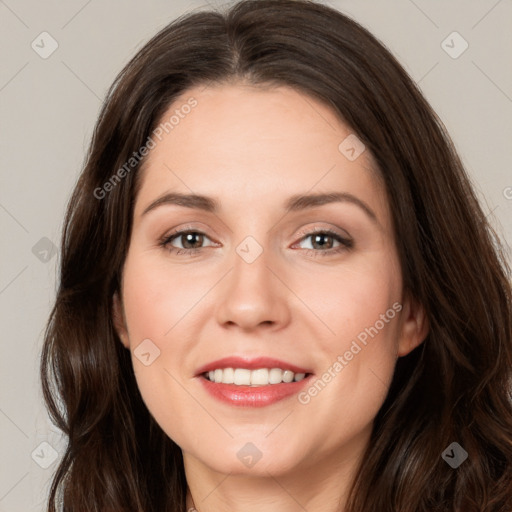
[{"left": 141, "top": 191, "right": 378, "bottom": 223}]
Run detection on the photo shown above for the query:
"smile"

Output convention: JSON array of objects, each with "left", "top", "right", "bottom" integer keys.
[{"left": 204, "top": 367, "right": 308, "bottom": 386}]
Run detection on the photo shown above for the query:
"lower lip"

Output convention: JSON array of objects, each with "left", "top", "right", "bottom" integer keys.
[{"left": 198, "top": 375, "right": 313, "bottom": 407}]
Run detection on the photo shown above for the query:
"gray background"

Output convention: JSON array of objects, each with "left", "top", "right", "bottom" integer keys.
[{"left": 1, "top": 0, "right": 511, "bottom": 510}]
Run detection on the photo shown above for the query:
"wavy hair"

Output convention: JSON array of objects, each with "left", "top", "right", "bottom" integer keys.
[{"left": 40, "top": 0, "right": 512, "bottom": 510}]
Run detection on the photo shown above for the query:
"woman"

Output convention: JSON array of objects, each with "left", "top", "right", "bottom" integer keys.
[{"left": 40, "top": 0, "right": 512, "bottom": 510}]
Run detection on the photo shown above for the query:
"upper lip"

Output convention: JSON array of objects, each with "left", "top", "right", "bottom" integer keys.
[{"left": 195, "top": 356, "right": 312, "bottom": 377}]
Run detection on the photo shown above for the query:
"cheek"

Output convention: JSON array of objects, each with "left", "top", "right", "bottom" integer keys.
[
  {"left": 121, "top": 252, "right": 206, "bottom": 344},
  {"left": 119, "top": 254, "right": 200, "bottom": 442},
  {"left": 296, "top": 256, "right": 401, "bottom": 416},
  {"left": 300, "top": 253, "right": 401, "bottom": 349}
]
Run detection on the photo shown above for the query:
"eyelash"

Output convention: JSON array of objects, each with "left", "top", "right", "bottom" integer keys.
[{"left": 158, "top": 227, "right": 353, "bottom": 258}]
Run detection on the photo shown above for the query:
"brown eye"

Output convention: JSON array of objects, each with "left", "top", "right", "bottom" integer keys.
[
  {"left": 296, "top": 229, "right": 353, "bottom": 256},
  {"left": 292, "top": 228, "right": 354, "bottom": 259},
  {"left": 308, "top": 233, "right": 336, "bottom": 250},
  {"left": 160, "top": 230, "right": 214, "bottom": 255},
  {"left": 174, "top": 232, "right": 205, "bottom": 249}
]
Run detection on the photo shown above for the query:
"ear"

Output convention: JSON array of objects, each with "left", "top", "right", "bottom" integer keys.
[
  {"left": 112, "top": 291, "right": 130, "bottom": 349},
  {"left": 396, "top": 292, "right": 429, "bottom": 357}
]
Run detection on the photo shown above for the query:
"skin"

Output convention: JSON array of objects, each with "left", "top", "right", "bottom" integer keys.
[{"left": 113, "top": 82, "right": 429, "bottom": 512}]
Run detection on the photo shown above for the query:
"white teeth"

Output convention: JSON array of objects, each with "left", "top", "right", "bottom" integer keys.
[
  {"left": 282, "top": 370, "right": 294, "bottom": 383},
  {"left": 222, "top": 367, "right": 234, "bottom": 384},
  {"left": 269, "top": 368, "right": 283, "bottom": 384},
  {"left": 204, "top": 367, "right": 308, "bottom": 386},
  {"left": 233, "top": 368, "right": 251, "bottom": 385},
  {"left": 251, "top": 368, "right": 269, "bottom": 385}
]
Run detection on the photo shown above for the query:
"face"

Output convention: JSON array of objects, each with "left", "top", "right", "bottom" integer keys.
[{"left": 113, "top": 82, "right": 427, "bottom": 479}]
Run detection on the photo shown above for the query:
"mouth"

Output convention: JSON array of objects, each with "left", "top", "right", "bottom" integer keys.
[{"left": 195, "top": 356, "right": 314, "bottom": 407}]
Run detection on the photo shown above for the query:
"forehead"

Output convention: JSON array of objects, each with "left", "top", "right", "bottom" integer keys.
[{"left": 133, "top": 82, "right": 388, "bottom": 224}]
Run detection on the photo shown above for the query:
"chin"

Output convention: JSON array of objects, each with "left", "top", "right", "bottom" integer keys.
[{"left": 190, "top": 440, "right": 305, "bottom": 477}]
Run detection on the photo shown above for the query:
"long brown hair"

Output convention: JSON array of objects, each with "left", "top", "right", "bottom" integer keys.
[{"left": 40, "top": 1, "right": 512, "bottom": 510}]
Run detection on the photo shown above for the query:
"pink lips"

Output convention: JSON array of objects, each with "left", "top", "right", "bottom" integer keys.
[{"left": 195, "top": 356, "right": 314, "bottom": 407}]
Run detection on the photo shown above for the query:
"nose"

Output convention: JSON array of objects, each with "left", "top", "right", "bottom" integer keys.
[{"left": 214, "top": 245, "right": 291, "bottom": 332}]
